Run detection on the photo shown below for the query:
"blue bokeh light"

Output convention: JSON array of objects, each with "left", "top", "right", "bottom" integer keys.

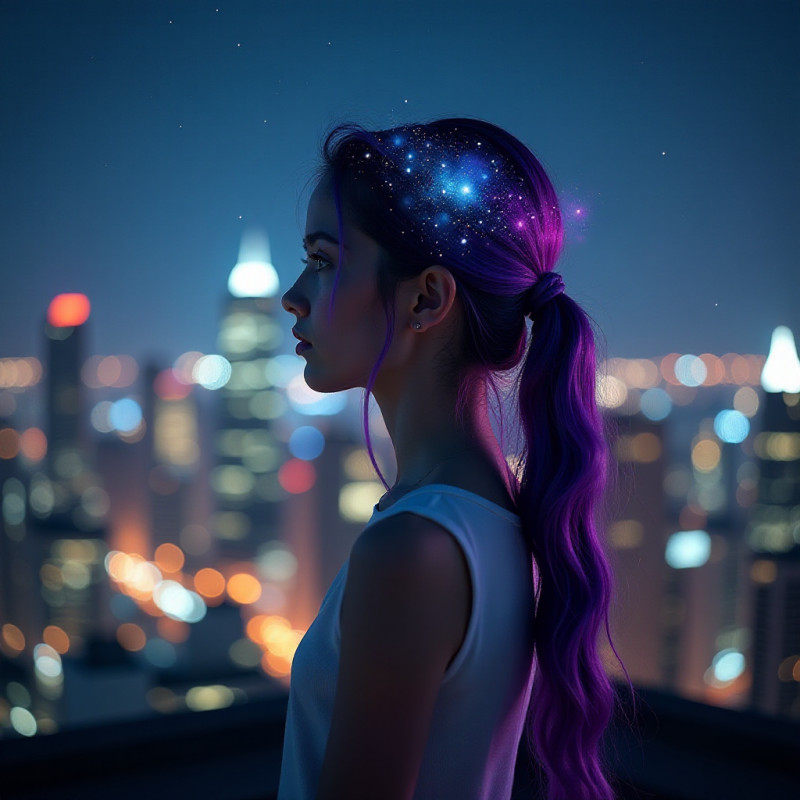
[
  {"left": 289, "top": 426, "right": 325, "bottom": 461},
  {"left": 109, "top": 398, "right": 143, "bottom": 432},
  {"left": 665, "top": 529, "right": 711, "bottom": 569},
  {"left": 714, "top": 409, "right": 750, "bottom": 444},
  {"left": 640, "top": 388, "right": 672, "bottom": 421}
]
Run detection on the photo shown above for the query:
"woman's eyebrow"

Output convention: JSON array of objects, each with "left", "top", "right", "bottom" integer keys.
[{"left": 302, "top": 231, "right": 346, "bottom": 249}]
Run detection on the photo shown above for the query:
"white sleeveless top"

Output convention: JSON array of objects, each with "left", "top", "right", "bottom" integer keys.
[{"left": 277, "top": 484, "right": 537, "bottom": 800}]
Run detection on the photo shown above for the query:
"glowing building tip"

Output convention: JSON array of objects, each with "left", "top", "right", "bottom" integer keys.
[
  {"left": 228, "top": 229, "right": 279, "bottom": 298},
  {"left": 47, "top": 293, "right": 91, "bottom": 327},
  {"left": 761, "top": 326, "right": 800, "bottom": 393}
]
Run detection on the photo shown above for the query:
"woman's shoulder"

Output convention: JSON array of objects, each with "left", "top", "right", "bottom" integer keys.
[{"left": 353, "top": 510, "right": 469, "bottom": 581}]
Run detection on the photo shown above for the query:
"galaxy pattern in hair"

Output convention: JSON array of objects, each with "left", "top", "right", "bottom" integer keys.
[{"left": 345, "top": 125, "right": 537, "bottom": 259}]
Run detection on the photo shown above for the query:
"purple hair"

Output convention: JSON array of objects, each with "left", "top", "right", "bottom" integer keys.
[{"left": 317, "top": 118, "right": 631, "bottom": 799}]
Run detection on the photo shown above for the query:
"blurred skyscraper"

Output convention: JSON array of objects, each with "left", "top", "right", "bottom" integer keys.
[
  {"left": 748, "top": 326, "right": 800, "bottom": 718},
  {"left": 211, "top": 231, "right": 287, "bottom": 557}
]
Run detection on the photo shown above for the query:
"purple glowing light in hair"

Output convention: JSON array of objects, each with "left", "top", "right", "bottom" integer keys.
[{"left": 318, "top": 118, "right": 633, "bottom": 800}]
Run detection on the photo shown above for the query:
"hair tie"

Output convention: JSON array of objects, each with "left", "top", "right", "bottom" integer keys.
[{"left": 525, "top": 272, "right": 565, "bottom": 317}]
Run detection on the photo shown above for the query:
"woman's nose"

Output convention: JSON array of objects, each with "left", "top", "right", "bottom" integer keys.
[{"left": 281, "top": 282, "right": 308, "bottom": 317}]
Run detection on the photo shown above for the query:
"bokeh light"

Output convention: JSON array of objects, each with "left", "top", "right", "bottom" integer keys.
[
  {"left": 193, "top": 355, "right": 232, "bottom": 390},
  {"left": 714, "top": 409, "right": 750, "bottom": 444},
  {"left": 47, "top": 293, "right": 90, "bottom": 327},
  {"left": 227, "top": 573, "right": 262, "bottom": 605},
  {"left": 278, "top": 459, "right": 316, "bottom": 493},
  {"left": 674, "top": 354, "right": 707, "bottom": 387},
  {"left": 640, "top": 388, "right": 672, "bottom": 421},
  {"left": 109, "top": 398, "right": 143, "bottom": 433},
  {"left": 154, "top": 543, "right": 185, "bottom": 573},
  {"left": 665, "top": 529, "right": 711, "bottom": 569},
  {"left": 289, "top": 426, "right": 325, "bottom": 460},
  {"left": 194, "top": 567, "right": 226, "bottom": 599}
]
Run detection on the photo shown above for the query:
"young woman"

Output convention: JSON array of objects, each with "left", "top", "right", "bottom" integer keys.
[{"left": 279, "top": 118, "right": 627, "bottom": 800}]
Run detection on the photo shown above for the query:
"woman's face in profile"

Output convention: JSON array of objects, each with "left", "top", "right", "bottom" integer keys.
[{"left": 282, "top": 178, "right": 393, "bottom": 395}]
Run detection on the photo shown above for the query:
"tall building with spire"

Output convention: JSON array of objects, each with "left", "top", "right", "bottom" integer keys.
[
  {"left": 211, "top": 231, "right": 287, "bottom": 558},
  {"left": 748, "top": 326, "right": 800, "bottom": 719}
]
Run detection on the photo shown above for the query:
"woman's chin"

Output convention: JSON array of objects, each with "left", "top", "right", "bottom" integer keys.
[{"left": 301, "top": 366, "right": 352, "bottom": 395}]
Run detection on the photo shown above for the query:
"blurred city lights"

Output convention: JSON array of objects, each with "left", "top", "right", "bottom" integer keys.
[
  {"left": 733, "top": 386, "right": 760, "bottom": 417},
  {"left": 143, "top": 638, "right": 178, "bottom": 669},
  {"left": 761, "top": 326, "right": 800, "bottom": 393},
  {"left": 227, "top": 573, "right": 262, "bottom": 605},
  {"left": 674, "top": 354, "right": 708, "bottom": 387},
  {"left": 154, "top": 543, "right": 185, "bottom": 573},
  {"left": 47, "top": 293, "right": 90, "bottom": 327},
  {"left": 117, "top": 623, "right": 147, "bottom": 652},
  {"left": 185, "top": 684, "right": 235, "bottom": 711},
  {"left": 714, "top": 409, "right": 750, "bottom": 444},
  {"left": 173, "top": 351, "right": 204, "bottom": 384},
  {"left": 711, "top": 648, "right": 746, "bottom": 683},
  {"left": 2, "top": 623, "right": 25, "bottom": 654},
  {"left": 285, "top": 374, "right": 348, "bottom": 415},
  {"left": 33, "top": 643, "right": 62, "bottom": 678},
  {"left": 640, "top": 387, "right": 672, "bottom": 421},
  {"left": 596, "top": 374, "right": 628, "bottom": 409},
  {"left": 194, "top": 567, "right": 226, "bottom": 599},
  {"left": 109, "top": 398, "right": 143, "bottom": 433},
  {"left": 691, "top": 439, "right": 721, "bottom": 472},
  {"left": 278, "top": 458, "right": 316, "bottom": 493},
  {"left": 19, "top": 428, "right": 47, "bottom": 461},
  {"left": 665, "top": 529, "right": 711, "bottom": 569},
  {"left": 265, "top": 354, "right": 303, "bottom": 387},
  {"left": 289, "top": 426, "right": 325, "bottom": 460},
  {"left": 339, "top": 481, "right": 385, "bottom": 522},
  {"left": 10, "top": 706, "right": 37, "bottom": 737},
  {"left": 193, "top": 354, "right": 232, "bottom": 390},
  {"left": 228, "top": 261, "right": 280, "bottom": 298},
  {"left": 228, "top": 229, "right": 280, "bottom": 298},
  {"left": 153, "top": 581, "right": 207, "bottom": 623},
  {"left": 0, "top": 357, "right": 42, "bottom": 388},
  {"left": 256, "top": 542, "right": 298, "bottom": 582}
]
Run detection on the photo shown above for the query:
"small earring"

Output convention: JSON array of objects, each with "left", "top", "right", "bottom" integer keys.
[{"left": 413, "top": 322, "right": 422, "bottom": 330}]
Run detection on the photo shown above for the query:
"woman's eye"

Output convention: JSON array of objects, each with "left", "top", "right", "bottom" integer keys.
[{"left": 300, "top": 252, "right": 332, "bottom": 272}]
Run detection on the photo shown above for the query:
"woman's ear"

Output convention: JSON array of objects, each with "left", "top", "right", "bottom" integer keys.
[{"left": 407, "top": 266, "right": 459, "bottom": 330}]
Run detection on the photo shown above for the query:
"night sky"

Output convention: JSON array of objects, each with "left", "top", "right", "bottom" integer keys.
[{"left": 1, "top": 0, "right": 797, "bottom": 367}]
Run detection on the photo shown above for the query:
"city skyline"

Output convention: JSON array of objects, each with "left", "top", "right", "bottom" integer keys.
[{"left": 1, "top": 1, "right": 798, "bottom": 365}]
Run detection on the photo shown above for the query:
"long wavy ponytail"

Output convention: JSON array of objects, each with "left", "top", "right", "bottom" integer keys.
[{"left": 516, "top": 289, "right": 619, "bottom": 799}]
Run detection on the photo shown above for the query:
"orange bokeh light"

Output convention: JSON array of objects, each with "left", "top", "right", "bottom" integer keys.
[
  {"left": 659, "top": 353, "right": 681, "bottom": 386},
  {"left": 0, "top": 428, "right": 20, "bottom": 459},
  {"left": 2, "top": 623, "right": 25, "bottom": 653},
  {"left": 194, "top": 567, "right": 226, "bottom": 599},
  {"left": 117, "top": 623, "right": 146, "bottom": 651},
  {"left": 154, "top": 543, "right": 185, "bottom": 573},
  {"left": 699, "top": 354, "right": 724, "bottom": 386},
  {"left": 43, "top": 625, "right": 70, "bottom": 655},
  {"left": 227, "top": 573, "right": 262, "bottom": 605},
  {"left": 47, "top": 293, "right": 91, "bottom": 327},
  {"left": 261, "top": 650, "right": 291, "bottom": 678},
  {"left": 246, "top": 614, "right": 268, "bottom": 643},
  {"left": 20, "top": 427, "right": 47, "bottom": 461}
]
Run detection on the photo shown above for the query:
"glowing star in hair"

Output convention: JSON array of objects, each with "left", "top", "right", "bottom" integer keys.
[{"left": 761, "top": 326, "right": 800, "bottom": 393}]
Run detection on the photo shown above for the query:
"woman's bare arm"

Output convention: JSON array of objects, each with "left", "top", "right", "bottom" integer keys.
[{"left": 316, "top": 512, "right": 472, "bottom": 800}]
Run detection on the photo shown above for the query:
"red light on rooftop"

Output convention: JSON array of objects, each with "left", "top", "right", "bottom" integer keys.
[{"left": 47, "top": 294, "right": 90, "bottom": 327}]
